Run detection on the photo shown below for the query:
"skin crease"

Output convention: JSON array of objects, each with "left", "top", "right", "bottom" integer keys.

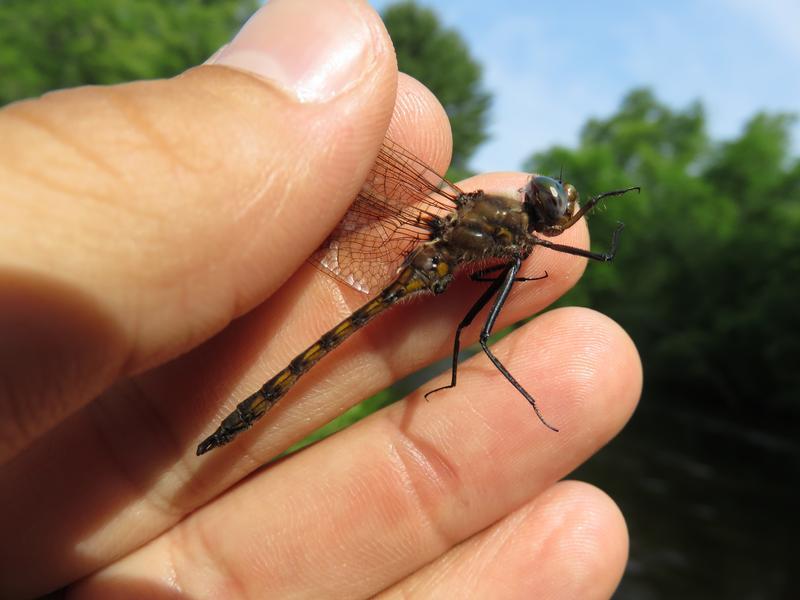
[{"left": 0, "top": 1, "right": 641, "bottom": 598}]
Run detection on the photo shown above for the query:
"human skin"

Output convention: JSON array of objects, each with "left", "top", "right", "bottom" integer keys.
[{"left": 0, "top": 0, "right": 641, "bottom": 598}]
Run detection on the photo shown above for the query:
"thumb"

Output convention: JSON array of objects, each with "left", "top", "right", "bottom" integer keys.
[{"left": 0, "top": 0, "right": 397, "bottom": 460}]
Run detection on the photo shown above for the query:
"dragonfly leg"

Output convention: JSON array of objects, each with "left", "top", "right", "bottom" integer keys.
[
  {"left": 425, "top": 262, "right": 549, "bottom": 401},
  {"left": 535, "top": 222, "right": 625, "bottom": 262},
  {"left": 424, "top": 264, "right": 511, "bottom": 400},
  {"left": 559, "top": 186, "right": 640, "bottom": 229},
  {"left": 478, "top": 256, "right": 559, "bottom": 432},
  {"left": 471, "top": 263, "right": 548, "bottom": 283}
]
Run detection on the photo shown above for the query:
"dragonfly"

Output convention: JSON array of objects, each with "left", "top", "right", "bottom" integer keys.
[{"left": 197, "top": 137, "right": 638, "bottom": 455}]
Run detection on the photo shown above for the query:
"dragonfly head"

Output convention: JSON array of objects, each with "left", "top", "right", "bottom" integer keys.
[{"left": 523, "top": 175, "right": 579, "bottom": 236}]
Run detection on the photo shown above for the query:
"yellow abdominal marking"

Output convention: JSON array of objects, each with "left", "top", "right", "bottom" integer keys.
[
  {"left": 303, "top": 344, "right": 323, "bottom": 361},
  {"left": 364, "top": 300, "right": 384, "bottom": 316},
  {"left": 274, "top": 370, "right": 292, "bottom": 386},
  {"left": 334, "top": 321, "right": 353, "bottom": 336}
]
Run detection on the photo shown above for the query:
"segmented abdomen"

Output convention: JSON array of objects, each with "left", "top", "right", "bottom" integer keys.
[{"left": 195, "top": 267, "right": 428, "bottom": 455}]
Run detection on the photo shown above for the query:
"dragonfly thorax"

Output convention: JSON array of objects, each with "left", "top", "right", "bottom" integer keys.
[{"left": 441, "top": 191, "right": 534, "bottom": 263}]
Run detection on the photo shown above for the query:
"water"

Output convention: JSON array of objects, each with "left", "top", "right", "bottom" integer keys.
[{"left": 574, "top": 397, "right": 799, "bottom": 598}]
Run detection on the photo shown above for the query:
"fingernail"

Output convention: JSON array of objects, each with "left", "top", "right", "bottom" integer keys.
[{"left": 211, "top": 0, "right": 377, "bottom": 103}]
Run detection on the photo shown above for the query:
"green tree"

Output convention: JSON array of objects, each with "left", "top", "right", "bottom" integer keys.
[
  {"left": 527, "top": 88, "right": 800, "bottom": 419},
  {"left": 0, "top": 0, "right": 257, "bottom": 105},
  {"left": 382, "top": 0, "right": 491, "bottom": 173}
]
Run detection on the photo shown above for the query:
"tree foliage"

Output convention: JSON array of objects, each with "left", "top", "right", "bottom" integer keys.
[
  {"left": 0, "top": 0, "right": 491, "bottom": 171},
  {"left": 526, "top": 89, "right": 800, "bottom": 419},
  {"left": 0, "top": 0, "right": 257, "bottom": 105},
  {"left": 382, "top": 1, "right": 491, "bottom": 172}
]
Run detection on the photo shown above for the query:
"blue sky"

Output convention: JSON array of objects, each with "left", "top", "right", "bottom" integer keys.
[{"left": 371, "top": 0, "right": 800, "bottom": 172}]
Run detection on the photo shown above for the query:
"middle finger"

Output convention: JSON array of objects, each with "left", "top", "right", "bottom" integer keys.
[{"left": 74, "top": 307, "right": 640, "bottom": 598}]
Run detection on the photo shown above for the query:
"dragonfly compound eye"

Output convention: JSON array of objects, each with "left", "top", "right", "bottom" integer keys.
[{"left": 525, "top": 176, "right": 571, "bottom": 230}]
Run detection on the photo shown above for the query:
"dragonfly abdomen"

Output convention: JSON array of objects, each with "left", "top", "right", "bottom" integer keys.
[{"left": 195, "top": 266, "right": 431, "bottom": 455}]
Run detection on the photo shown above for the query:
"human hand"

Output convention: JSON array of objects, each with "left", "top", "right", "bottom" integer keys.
[{"left": 0, "top": 0, "right": 641, "bottom": 597}]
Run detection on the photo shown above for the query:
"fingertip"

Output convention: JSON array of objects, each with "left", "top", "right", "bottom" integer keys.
[
  {"left": 533, "top": 480, "right": 629, "bottom": 597},
  {"left": 387, "top": 73, "right": 453, "bottom": 174},
  {"left": 211, "top": 0, "right": 391, "bottom": 104},
  {"left": 530, "top": 306, "right": 643, "bottom": 442},
  {"left": 383, "top": 479, "right": 629, "bottom": 599}
]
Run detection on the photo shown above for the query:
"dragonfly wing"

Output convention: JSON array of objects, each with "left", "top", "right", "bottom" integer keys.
[{"left": 309, "top": 137, "right": 462, "bottom": 295}]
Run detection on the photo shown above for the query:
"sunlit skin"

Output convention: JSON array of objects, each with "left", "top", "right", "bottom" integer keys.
[{"left": 0, "top": 1, "right": 640, "bottom": 598}]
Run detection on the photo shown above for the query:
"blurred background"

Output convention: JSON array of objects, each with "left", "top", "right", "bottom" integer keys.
[{"left": 2, "top": 1, "right": 798, "bottom": 597}]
